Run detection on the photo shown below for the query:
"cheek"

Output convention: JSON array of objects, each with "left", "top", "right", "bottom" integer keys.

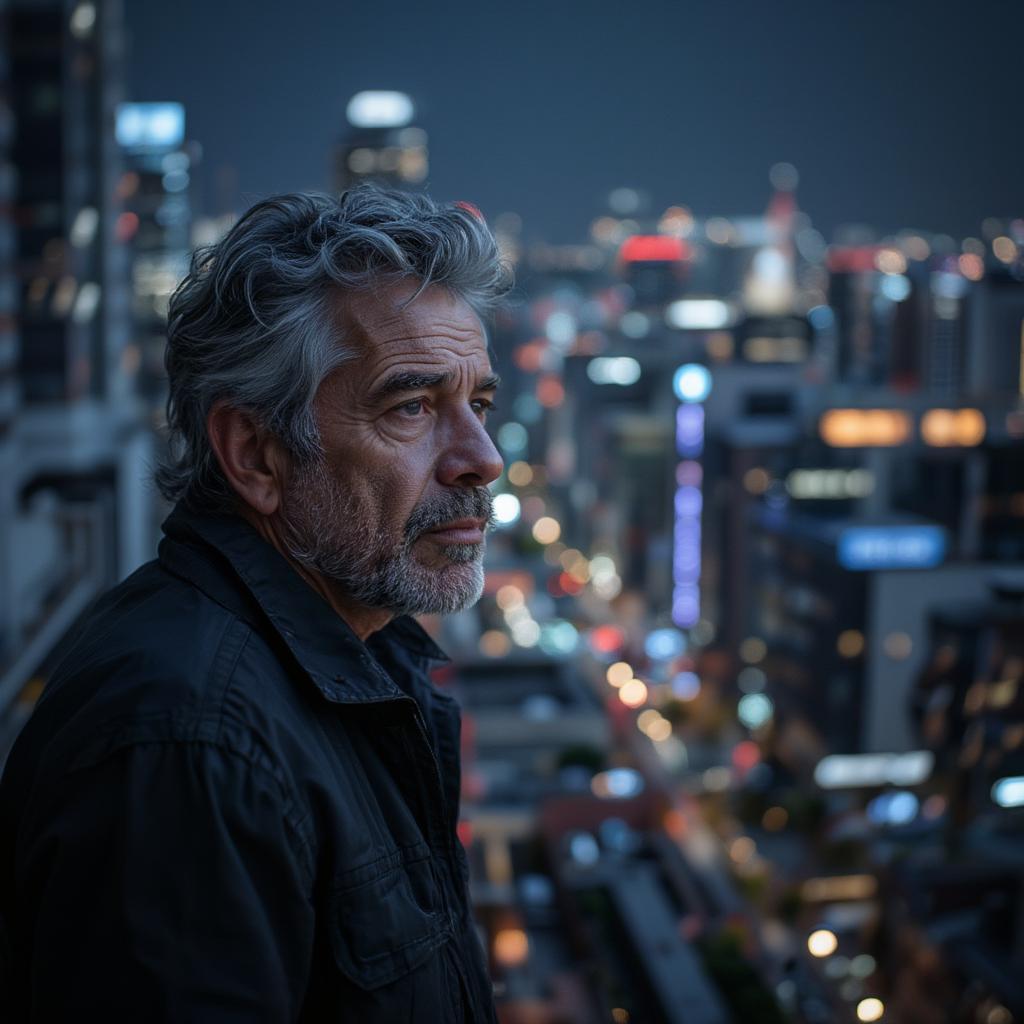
[{"left": 369, "top": 452, "right": 434, "bottom": 515}]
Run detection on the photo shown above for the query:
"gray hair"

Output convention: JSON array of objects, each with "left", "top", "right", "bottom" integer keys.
[{"left": 155, "top": 185, "right": 513, "bottom": 511}]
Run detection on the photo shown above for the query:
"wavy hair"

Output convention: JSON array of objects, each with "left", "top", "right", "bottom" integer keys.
[{"left": 155, "top": 185, "right": 512, "bottom": 511}]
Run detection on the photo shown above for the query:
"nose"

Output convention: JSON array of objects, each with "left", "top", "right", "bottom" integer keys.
[{"left": 436, "top": 410, "right": 504, "bottom": 489}]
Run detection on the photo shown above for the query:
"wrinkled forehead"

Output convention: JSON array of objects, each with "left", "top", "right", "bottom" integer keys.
[
  {"left": 322, "top": 280, "right": 494, "bottom": 399},
  {"left": 333, "top": 279, "right": 486, "bottom": 355}
]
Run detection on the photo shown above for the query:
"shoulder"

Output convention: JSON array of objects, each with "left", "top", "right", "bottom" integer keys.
[{"left": 4, "top": 558, "right": 297, "bottom": 805}]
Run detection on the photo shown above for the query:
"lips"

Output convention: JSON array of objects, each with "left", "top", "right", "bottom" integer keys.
[{"left": 424, "top": 518, "right": 487, "bottom": 544}]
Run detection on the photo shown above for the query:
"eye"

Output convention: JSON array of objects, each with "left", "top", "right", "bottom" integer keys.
[
  {"left": 471, "top": 398, "right": 496, "bottom": 418},
  {"left": 394, "top": 398, "right": 427, "bottom": 417}
]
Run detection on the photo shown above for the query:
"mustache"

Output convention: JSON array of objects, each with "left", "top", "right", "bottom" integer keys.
[{"left": 404, "top": 488, "right": 495, "bottom": 540}]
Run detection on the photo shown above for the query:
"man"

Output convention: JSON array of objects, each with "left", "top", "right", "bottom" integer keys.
[{"left": 0, "top": 185, "right": 511, "bottom": 1021}]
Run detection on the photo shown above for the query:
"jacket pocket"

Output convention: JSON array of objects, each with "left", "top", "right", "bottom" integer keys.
[{"left": 328, "top": 843, "right": 451, "bottom": 991}]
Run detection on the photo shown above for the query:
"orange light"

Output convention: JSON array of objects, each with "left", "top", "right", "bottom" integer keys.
[
  {"left": 762, "top": 806, "right": 789, "bottom": 831},
  {"left": 920, "top": 408, "right": 985, "bottom": 447},
  {"left": 819, "top": 409, "right": 912, "bottom": 447},
  {"left": 536, "top": 375, "right": 565, "bottom": 408},
  {"left": 479, "top": 630, "right": 511, "bottom": 657},
  {"left": 493, "top": 928, "right": 529, "bottom": 968},
  {"left": 958, "top": 253, "right": 984, "bottom": 281},
  {"left": 663, "top": 808, "right": 688, "bottom": 839},
  {"left": 507, "top": 461, "right": 533, "bottom": 486},
  {"left": 513, "top": 341, "right": 545, "bottom": 373}
]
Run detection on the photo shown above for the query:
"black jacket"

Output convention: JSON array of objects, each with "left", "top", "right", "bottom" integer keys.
[{"left": 0, "top": 503, "right": 497, "bottom": 1022}]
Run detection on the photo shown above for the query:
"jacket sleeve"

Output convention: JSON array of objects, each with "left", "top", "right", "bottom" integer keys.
[{"left": 17, "top": 738, "right": 316, "bottom": 1022}]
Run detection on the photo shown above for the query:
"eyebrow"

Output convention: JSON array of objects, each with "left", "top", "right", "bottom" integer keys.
[{"left": 368, "top": 370, "right": 501, "bottom": 405}]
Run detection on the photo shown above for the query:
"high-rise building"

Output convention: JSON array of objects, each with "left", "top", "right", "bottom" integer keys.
[
  {"left": 0, "top": 0, "right": 151, "bottom": 751},
  {"left": 114, "top": 100, "right": 192, "bottom": 402},
  {"left": 333, "top": 90, "right": 427, "bottom": 193}
]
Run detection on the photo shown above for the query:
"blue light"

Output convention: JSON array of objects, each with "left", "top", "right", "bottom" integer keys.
[
  {"left": 116, "top": 102, "right": 185, "bottom": 150},
  {"left": 539, "top": 619, "right": 580, "bottom": 657},
  {"left": 867, "top": 791, "right": 919, "bottom": 826},
  {"left": 645, "top": 628, "right": 687, "bottom": 661},
  {"left": 808, "top": 305, "right": 835, "bottom": 330},
  {"left": 880, "top": 275, "right": 912, "bottom": 303},
  {"left": 673, "top": 363, "right": 712, "bottom": 403},
  {"left": 737, "top": 693, "right": 774, "bottom": 729},
  {"left": 512, "top": 394, "right": 543, "bottom": 424},
  {"left": 992, "top": 776, "right": 1024, "bottom": 808},
  {"left": 837, "top": 525, "right": 946, "bottom": 570},
  {"left": 497, "top": 422, "right": 528, "bottom": 454},
  {"left": 671, "top": 671, "right": 700, "bottom": 700}
]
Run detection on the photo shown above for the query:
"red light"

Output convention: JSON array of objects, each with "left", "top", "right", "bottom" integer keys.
[
  {"left": 558, "top": 572, "right": 584, "bottom": 596},
  {"left": 455, "top": 200, "right": 484, "bottom": 222},
  {"left": 620, "top": 235, "right": 689, "bottom": 263},
  {"left": 826, "top": 246, "right": 880, "bottom": 274},
  {"left": 732, "top": 740, "right": 761, "bottom": 773},
  {"left": 115, "top": 211, "right": 139, "bottom": 243},
  {"left": 456, "top": 820, "right": 473, "bottom": 847},
  {"left": 590, "top": 624, "right": 625, "bottom": 655},
  {"left": 462, "top": 770, "right": 486, "bottom": 801}
]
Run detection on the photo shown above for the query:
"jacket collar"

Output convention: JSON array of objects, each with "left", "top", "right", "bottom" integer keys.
[{"left": 159, "top": 502, "right": 450, "bottom": 706}]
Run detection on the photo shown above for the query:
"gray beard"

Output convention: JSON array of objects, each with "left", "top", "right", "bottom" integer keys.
[{"left": 279, "top": 456, "right": 492, "bottom": 617}]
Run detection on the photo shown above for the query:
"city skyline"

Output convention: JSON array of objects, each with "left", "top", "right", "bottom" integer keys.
[{"left": 126, "top": 0, "right": 1024, "bottom": 242}]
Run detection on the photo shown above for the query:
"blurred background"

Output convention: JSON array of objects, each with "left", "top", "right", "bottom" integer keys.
[{"left": 1, "top": 1, "right": 1023, "bottom": 1022}]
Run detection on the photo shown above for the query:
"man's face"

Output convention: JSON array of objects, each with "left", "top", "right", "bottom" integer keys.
[{"left": 279, "top": 281, "right": 503, "bottom": 618}]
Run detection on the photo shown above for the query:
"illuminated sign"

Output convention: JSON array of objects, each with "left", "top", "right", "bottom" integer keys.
[
  {"left": 801, "top": 875, "right": 877, "bottom": 902},
  {"left": 666, "top": 299, "right": 731, "bottom": 330},
  {"left": 116, "top": 103, "right": 185, "bottom": 150},
  {"left": 587, "top": 357, "right": 641, "bottom": 385},
  {"left": 619, "top": 235, "right": 689, "bottom": 263},
  {"left": 785, "top": 468, "right": 875, "bottom": 500},
  {"left": 814, "top": 750, "right": 934, "bottom": 789},
  {"left": 920, "top": 408, "right": 986, "bottom": 447},
  {"left": 992, "top": 776, "right": 1024, "bottom": 808},
  {"left": 837, "top": 525, "right": 946, "bottom": 570},
  {"left": 673, "top": 405, "right": 704, "bottom": 628},
  {"left": 819, "top": 409, "right": 912, "bottom": 448},
  {"left": 346, "top": 91, "right": 414, "bottom": 128}
]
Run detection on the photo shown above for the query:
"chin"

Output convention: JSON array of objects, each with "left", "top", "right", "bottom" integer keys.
[{"left": 400, "top": 559, "right": 485, "bottom": 617}]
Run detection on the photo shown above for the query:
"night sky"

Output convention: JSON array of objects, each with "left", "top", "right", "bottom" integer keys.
[{"left": 126, "top": 0, "right": 1024, "bottom": 244}]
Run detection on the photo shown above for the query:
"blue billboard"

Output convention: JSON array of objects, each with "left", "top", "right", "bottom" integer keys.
[{"left": 837, "top": 524, "right": 947, "bottom": 571}]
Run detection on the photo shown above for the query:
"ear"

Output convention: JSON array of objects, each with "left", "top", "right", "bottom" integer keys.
[{"left": 206, "top": 401, "right": 290, "bottom": 518}]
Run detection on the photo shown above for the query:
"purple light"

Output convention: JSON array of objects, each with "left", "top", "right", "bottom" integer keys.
[
  {"left": 673, "top": 399, "right": 705, "bottom": 629},
  {"left": 676, "top": 460, "right": 703, "bottom": 486},
  {"left": 676, "top": 405, "right": 705, "bottom": 457},
  {"left": 675, "top": 485, "right": 703, "bottom": 517},
  {"left": 672, "top": 586, "right": 700, "bottom": 627}
]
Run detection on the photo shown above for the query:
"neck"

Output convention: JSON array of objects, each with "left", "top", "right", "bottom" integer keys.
[{"left": 237, "top": 505, "right": 394, "bottom": 642}]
